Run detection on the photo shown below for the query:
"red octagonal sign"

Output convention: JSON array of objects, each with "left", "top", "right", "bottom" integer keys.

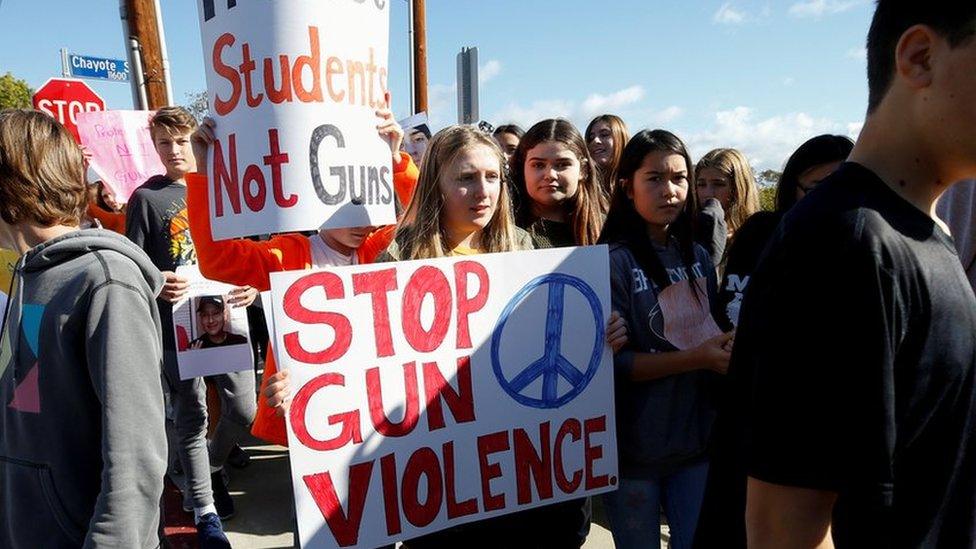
[{"left": 32, "top": 78, "right": 106, "bottom": 142}]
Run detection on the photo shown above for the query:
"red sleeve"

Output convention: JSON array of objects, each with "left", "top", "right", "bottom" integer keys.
[{"left": 186, "top": 172, "right": 313, "bottom": 291}]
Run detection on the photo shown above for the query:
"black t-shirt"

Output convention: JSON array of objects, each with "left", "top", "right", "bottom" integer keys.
[
  {"left": 190, "top": 332, "right": 247, "bottom": 349},
  {"left": 727, "top": 163, "right": 976, "bottom": 547},
  {"left": 714, "top": 211, "right": 783, "bottom": 330}
]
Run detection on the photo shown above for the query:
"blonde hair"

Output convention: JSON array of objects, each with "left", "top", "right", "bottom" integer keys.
[
  {"left": 394, "top": 125, "right": 519, "bottom": 259},
  {"left": 585, "top": 114, "right": 630, "bottom": 196},
  {"left": 150, "top": 106, "right": 198, "bottom": 140},
  {"left": 0, "top": 109, "right": 86, "bottom": 226},
  {"left": 695, "top": 148, "right": 760, "bottom": 235}
]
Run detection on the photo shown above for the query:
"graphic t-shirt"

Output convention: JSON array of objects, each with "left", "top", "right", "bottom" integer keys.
[
  {"left": 610, "top": 240, "right": 723, "bottom": 477},
  {"left": 125, "top": 175, "right": 196, "bottom": 355},
  {"left": 714, "top": 211, "right": 782, "bottom": 329},
  {"left": 729, "top": 163, "right": 976, "bottom": 547}
]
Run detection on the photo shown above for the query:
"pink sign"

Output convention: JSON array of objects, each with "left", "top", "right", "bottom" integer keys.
[{"left": 77, "top": 110, "right": 167, "bottom": 203}]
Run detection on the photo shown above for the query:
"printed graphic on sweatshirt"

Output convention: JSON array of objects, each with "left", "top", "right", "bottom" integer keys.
[
  {"left": 636, "top": 262, "right": 722, "bottom": 350},
  {"left": 724, "top": 273, "right": 749, "bottom": 327},
  {"left": 4, "top": 303, "right": 44, "bottom": 414},
  {"left": 166, "top": 200, "right": 196, "bottom": 266}
]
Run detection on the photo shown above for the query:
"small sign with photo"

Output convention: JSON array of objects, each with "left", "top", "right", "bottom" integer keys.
[{"left": 172, "top": 265, "right": 253, "bottom": 380}]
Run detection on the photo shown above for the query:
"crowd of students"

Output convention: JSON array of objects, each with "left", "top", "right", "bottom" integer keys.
[{"left": 2, "top": 2, "right": 976, "bottom": 548}]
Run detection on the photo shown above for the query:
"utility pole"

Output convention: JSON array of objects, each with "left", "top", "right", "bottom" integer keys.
[
  {"left": 120, "top": 0, "right": 170, "bottom": 109},
  {"left": 411, "top": 0, "right": 428, "bottom": 114}
]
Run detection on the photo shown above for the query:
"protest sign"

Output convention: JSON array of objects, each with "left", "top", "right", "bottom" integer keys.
[
  {"left": 197, "top": 0, "right": 395, "bottom": 240},
  {"left": 172, "top": 265, "right": 253, "bottom": 380},
  {"left": 77, "top": 110, "right": 167, "bottom": 204},
  {"left": 0, "top": 249, "right": 18, "bottom": 328},
  {"left": 269, "top": 246, "right": 618, "bottom": 548}
]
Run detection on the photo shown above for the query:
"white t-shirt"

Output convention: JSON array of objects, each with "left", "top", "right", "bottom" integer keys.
[{"left": 307, "top": 233, "right": 358, "bottom": 268}]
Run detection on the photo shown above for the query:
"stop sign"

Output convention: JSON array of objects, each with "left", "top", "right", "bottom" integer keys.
[{"left": 32, "top": 78, "right": 106, "bottom": 142}]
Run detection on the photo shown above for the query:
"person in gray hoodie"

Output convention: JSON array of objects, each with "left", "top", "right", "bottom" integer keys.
[{"left": 0, "top": 109, "right": 167, "bottom": 548}]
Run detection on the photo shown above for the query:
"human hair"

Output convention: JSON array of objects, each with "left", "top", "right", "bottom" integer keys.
[
  {"left": 866, "top": 2, "right": 976, "bottom": 113},
  {"left": 149, "top": 106, "right": 198, "bottom": 140},
  {"left": 394, "top": 125, "right": 519, "bottom": 259},
  {"left": 694, "top": 148, "right": 760, "bottom": 235},
  {"left": 599, "top": 129, "right": 701, "bottom": 293},
  {"left": 510, "top": 119, "right": 605, "bottom": 246},
  {"left": 776, "top": 134, "right": 854, "bottom": 212},
  {"left": 0, "top": 109, "right": 87, "bottom": 226},
  {"left": 493, "top": 124, "right": 524, "bottom": 139},
  {"left": 585, "top": 114, "right": 629, "bottom": 195}
]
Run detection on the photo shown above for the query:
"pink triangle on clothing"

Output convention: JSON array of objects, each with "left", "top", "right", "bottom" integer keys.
[{"left": 8, "top": 362, "right": 40, "bottom": 414}]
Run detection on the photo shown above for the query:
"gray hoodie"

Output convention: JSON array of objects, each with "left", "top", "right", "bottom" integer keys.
[{"left": 0, "top": 229, "right": 167, "bottom": 548}]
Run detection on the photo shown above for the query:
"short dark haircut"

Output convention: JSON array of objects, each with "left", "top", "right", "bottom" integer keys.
[
  {"left": 493, "top": 124, "right": 524, "bottom": 139},
  {"left": 776, "top": 134, "right": 854, "bottom": 212},
  {"left": 866, "top": 2, "right": 976, "bottom": 112}
]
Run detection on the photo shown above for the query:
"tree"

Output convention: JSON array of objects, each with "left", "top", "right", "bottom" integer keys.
[
  {"left": 759, "top": 186, "right": 777, "bottom": 211},
  {"left": 183, "top": 90, "right": 209, "bottom": 122},
  {"left": 0, "top": 72, "right": 32, "bottom": 109}
]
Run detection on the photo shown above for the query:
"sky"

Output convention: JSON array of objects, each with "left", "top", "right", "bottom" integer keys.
[{"left": 0, "top": 0, "right": 875, "bottom": 170}]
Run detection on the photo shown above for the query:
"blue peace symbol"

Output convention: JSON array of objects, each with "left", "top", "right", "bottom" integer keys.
[{"left": 490, "top": 273, "right": 604, "bottom": 409}]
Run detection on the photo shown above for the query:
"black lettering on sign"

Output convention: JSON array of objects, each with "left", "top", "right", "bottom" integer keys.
[
  {"left": 310, "top": 124, "right": 346, "bottom": 206},
  {"left": 202, "top": 0, "right": 237, "bottom": 22}
]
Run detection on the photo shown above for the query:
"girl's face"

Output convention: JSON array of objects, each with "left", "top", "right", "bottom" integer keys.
[
  {"left": 524, "top": 140, "right": 582, "bottom": 209},
  {"left": 494, "top": 132, "right": 519, "bottom": 163},
  {"left": 100, "top": 185, "right": 121, "bottom": 212},
  {"left": 438, "top": 144, "right": 502, "bottom": 237},
  {"left": 587, "top": 121, "right": 614, "bottom": 167},
  {"left": 695, "top": 167, "right": 733, "bottom": 211},
  {"left": 795, "top": 160, "right": 842, "bottom": 202},
  {"left": 628, "top": 151, "right": 689, "bottom": 233}
]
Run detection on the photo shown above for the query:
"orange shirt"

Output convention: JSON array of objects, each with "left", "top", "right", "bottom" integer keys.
[
  {"left": 186, "top": 151, "right": 418, "bottom": 445},
  {"left": 87, "top": 203, "right": 126, "bottom": 234}
]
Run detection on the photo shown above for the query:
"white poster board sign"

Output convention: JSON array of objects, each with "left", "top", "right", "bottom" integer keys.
[
  {"left": 270, "top": 246, "right": 618, "bottom": 548},
  {"left": 197, "top": 0, "right": 395, "bottom": 240},
  {"left": 173, "top": 265, "right": 253, "bottom": 379}
]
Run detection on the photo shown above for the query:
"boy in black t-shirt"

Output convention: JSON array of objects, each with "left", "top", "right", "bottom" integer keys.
[{"left": 717, "top": 4, "right": 976, "bottom": 548}]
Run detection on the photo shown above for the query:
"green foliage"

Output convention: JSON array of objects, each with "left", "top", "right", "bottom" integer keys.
[
  {"left": 759, "top": 186, "right": 777, "bottom": 211},
  {"left": 0, "top": 72, "right": 32, "bottom": 109}
]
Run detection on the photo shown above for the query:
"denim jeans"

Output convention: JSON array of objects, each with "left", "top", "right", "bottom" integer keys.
[{"left": 602, "top": 461, "right": 709, "bottom": 549}]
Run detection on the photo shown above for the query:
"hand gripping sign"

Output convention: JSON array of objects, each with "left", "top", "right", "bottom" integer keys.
[
  {"left": 269, "top": 246, "right": 618, "bottom": 548},
  {"left": 197, "top": 0, "right": 396, "bottom": 240}
]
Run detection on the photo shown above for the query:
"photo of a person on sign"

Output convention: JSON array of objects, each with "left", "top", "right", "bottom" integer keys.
[{"left": 189, "top": 295, "right": 248, "bottom": 349}]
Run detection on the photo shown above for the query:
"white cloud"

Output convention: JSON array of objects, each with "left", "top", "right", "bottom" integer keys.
[
  {"left": 426, "top": 83, "right": 455, "bottom": 129},
  {"left": 847, "top": 121, "right": 863, "bottom": 140},
  {"left": 687, "top": 106, "right": 853, "bottom": 169},
  {"left": 488, "top": 85, "right": 676, "bottom": 131},
  {"left": 479, "top": 60, "right": 501, "bottom": 85},
  {"left": 789, "top": 0, "right": 866, "bottom": 19},
  {"left": 580, "top": 85, "right": 645, "bottom": 117},
  {"left": 648, "top": 106, "right": 684, "bottom": 125},
  {"left": 846, "top": 46, "right": 867, "bottom": 61},
  {"left": 713, "top": 2, "right": 747, "bottom": 25},
  {"left": 783, "top": 77, "right": 796, "bottom": 87}
]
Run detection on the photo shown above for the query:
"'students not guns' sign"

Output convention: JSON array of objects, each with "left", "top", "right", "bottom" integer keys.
[
  {"left": 197, "top": 0, "right": 395, "bottom": 240},
  {"left": 270, "top": 246, "right": 618, "bottom": 548}
]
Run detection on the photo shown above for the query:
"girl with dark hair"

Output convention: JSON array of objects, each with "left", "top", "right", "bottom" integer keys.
[
  {"left": 585, "top": 114, "right": 629, "bottom": 195},
  {"left": 715, "top": 134, "right": 853, "bottom": 328},
  {"left": 598, "top": 129, "right": 731, "bottom": 549},
  {"left": 492, "top": 123, "right": 524, "bottom": 163},
  {"left": 510, "top": 118, "right": 606, "bottom": 249}
]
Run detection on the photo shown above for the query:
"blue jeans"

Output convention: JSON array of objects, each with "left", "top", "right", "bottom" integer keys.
[{"left": 602, "top": 462, "right": 709, "bottom": 549}]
